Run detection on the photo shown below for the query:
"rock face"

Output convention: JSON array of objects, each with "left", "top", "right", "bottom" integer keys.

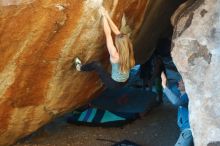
[
  {"left": 0, "top": 0, "right": 187, "bottom": 145},
  {"left": 134, "top": 0, "right": 185, "bottom": 64},
  {"left": 0, "top": 0, "right": 148, "bottom": 145},
  {"left": 172, "top": 0, "right": 220, "bottom": 145}
]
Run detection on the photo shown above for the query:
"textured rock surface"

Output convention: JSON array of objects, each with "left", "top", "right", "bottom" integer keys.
[
  {"left": 134, "top": 0, "right": 185, "bottom": 64},
  {"left": 0, "top": 0, "right": 148, "bottom": 145},
  {"left": 172, "top": 0, "right": 220, "bottom": 145},
  {"left": 0, "top": 0, "right": 189, "bottom": 145}
]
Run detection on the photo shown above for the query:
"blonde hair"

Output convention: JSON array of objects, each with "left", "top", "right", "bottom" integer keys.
[{"left": 115, "top": 34, "right": 135, "bottom": 73}]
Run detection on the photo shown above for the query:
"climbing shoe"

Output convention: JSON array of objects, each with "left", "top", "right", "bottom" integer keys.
[{"left": 74, "top": 57, "right": 82, "bottom": 71}]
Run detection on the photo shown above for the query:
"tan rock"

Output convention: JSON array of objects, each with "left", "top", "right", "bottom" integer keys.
[{"left": 172, "top": 0, "right": 220, "bottom": 145}]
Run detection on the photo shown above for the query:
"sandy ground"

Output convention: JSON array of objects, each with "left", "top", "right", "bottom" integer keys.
[{"left": 15, "top": 103, "right": 179, "bottom": 146}]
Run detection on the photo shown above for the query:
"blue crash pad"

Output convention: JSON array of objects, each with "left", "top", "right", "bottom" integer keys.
[{"left": 91, "top": 87, "right": 158, "bottom": 113}]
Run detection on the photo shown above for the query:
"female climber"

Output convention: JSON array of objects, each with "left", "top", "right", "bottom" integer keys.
[{"left": 74, "top": 8, "right": 135, "bottom": 89}]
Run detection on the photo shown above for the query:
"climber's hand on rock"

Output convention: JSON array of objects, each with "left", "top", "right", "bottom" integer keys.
[{"left": 99, "top": 6, "right": 106, "bottom": 16}]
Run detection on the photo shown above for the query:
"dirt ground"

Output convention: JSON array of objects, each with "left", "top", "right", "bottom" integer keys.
[{"left": 15, "top": 103, "right": 179, "bottom": 146}]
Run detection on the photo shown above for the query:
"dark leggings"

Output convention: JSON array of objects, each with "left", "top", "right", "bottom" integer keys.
[{"left": 81, "top": 61, "right": 127, "bottom": 89}]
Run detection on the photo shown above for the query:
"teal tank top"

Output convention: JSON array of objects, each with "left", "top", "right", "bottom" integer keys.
[{"left": 111, "top": 62, "right": 129, "bottom": 82}]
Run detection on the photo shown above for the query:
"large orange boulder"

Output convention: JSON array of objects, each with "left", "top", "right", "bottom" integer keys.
[
  {"left": 0, "top": 0, "right": 184, "bottom": 145},
  {"left": 0, "top": 0, "right": 147, "bottom": 145}
]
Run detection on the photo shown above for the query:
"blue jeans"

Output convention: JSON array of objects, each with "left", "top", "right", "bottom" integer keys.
[{"left": 175, "top": 129, "right": 194, "bottom": 146}]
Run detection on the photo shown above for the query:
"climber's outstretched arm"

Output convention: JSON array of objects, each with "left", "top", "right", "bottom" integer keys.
[
  {"left": 100, "top": 7, "right": 121, "bottom": 35},
  {"left": 102, "top": 16, "right": 118, "bottom": 59},
  {"left": 105, "top": 11, "right": 121, "bottom": 35}
]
